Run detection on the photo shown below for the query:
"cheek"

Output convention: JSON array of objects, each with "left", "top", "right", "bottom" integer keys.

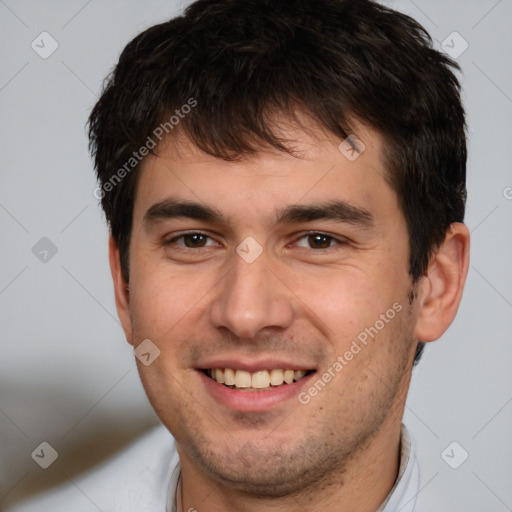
[
  {"left": 292, "top": 268, "right": 399, "bottom": 342},
  {"left": 129, "top": 261, "right": 213, "bottom": 341}
]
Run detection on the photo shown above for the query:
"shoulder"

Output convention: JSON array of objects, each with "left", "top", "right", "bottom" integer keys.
[{"left": 8, "top": 425, "right": 178, "bottom": 512}]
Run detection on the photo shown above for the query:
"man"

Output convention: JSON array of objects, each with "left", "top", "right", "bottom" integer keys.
[{"left": 17, "top": 0, "right": 470, "bottom": 510}]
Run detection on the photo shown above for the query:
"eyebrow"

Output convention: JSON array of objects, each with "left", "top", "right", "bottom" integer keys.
[
  {"left": 275, "top": 201, "right": 373, "bottom": 228},
  {"left": 143, "top": 198, "right": 374, "bottom": 230}
]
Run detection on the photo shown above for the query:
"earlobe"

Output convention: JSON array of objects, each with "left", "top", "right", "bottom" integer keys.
[
  {"left": 414, "top": 223, "right": 470, "bottom": 342},
  {"left": 108, "top": 235, "right": 134, "bottom": 345}
]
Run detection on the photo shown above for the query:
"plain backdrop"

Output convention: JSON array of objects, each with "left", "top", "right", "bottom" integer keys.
[{"left": 0, "top": 0, "right": 511, "bottom": 510}]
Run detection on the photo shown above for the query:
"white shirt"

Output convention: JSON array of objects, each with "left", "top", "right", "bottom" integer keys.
[
  {"left": 376, "top": 425, "right": 419, "bottom": 512},
  {"left": 7, "top": 424, "right": 418, "bottom": 512}
]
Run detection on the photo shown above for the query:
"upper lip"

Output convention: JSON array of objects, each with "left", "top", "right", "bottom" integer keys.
[{"left": 196, "top": 358, "right": 316, "bottom": 373}]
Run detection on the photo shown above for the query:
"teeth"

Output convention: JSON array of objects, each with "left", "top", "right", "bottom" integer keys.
[
  {"left": 251, "top": 370, "right": 270, "bottom": 389},
  {"left": 224, "top": 368, "right": 235, "bottom": 385},
  {"left": 283, "top": 370, "right": 295, "bottom": 384},
  {"left": 235, "top": 370, "right": 252, "bottom": 388},
  {"left": 294, "top": 370, "right": 306, "bottom": 381},
  {"left": 208, "top": 367, "right": 310, "bottom": 389},
  {"left": 269, "top": 369, "right": 284, "bottom": 386},
  {"left": 215, "top": 368, "right": 225, "bottom": 384}
]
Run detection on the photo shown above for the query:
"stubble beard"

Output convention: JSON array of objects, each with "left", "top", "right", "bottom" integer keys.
[{"left": 172, "top": 332, "right": 413, "bottom": 499}]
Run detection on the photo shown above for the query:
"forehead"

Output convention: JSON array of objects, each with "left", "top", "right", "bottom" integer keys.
[{"left": 133, "top": 120, "right": 397, "bottom": 227}]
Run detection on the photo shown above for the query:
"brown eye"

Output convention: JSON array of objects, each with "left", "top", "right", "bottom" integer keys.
[
  {"left": 307, "top": 234, "right": 333, "bottom": 249},
  {"left": 182, "top": 233, "right": 208, "bottom": 247},
  {"left": 166, "top": 232, "right": 218, "bottom": 249},
  {"left": 293, "top": 232, "right": 347, "bottom": 251}
]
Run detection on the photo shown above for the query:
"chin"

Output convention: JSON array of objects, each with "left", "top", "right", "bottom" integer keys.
[{"left": 183, "top": 435, "right": 347, "bottom": 498}]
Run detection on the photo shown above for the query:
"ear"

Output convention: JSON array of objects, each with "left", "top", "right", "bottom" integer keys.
[
  {"left": 414, "top": 222, "right": 470, "bottom": 342},
  {"left": 109, "top": 235, "right": 134, "bottom": 345}
]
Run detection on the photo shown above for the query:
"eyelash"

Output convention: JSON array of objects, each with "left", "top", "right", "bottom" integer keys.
[{"left": 165, "top": 231, "right": 347, "bottom": 252}]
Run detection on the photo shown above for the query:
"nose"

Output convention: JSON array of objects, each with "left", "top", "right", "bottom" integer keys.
[{"left": 209, "top": 249, "right": 295, "bottom": 340}]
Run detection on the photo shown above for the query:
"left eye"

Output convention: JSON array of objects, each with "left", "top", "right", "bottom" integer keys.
[
  {"left": 169, "top": 233, "right": 218, "bottom": 248},
  {"left": 294, "top": 233, "right": 342, "bottom": 249}
]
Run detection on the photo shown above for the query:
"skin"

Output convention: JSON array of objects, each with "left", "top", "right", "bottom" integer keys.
[{"left": 110, "top": 119, "right": 470, "bottom": 512}]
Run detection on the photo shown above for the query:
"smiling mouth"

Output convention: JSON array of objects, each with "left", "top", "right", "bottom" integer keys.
[{"left": 202, "top": 368, "right": 316, "bottom": 391}]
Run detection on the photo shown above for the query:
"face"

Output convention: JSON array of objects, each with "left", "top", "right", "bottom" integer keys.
[{"left": 119, "top": 122, "right": 420, "bottom": 496}]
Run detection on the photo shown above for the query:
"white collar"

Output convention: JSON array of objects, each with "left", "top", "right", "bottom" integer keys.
[{"left": 377, "top": 424, "right": 420, "bottom": 512}]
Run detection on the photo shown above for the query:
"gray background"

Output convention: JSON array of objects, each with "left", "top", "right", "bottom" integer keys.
[{"left": 0, "top": 0, "right": 511, "bottom": 510}]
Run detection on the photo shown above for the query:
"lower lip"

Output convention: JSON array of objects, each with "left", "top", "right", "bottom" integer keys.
[{"left": 197, "top": 371, "right": 315, "bottom": 412}]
